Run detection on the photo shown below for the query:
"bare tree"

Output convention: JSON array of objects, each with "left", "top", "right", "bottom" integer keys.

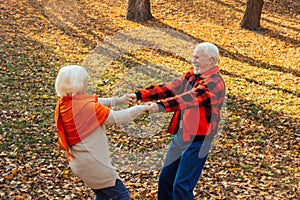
[
  {"left": 241, "top": 0, "right": 264, "bottom": 30},
  {"left": 126, "top": 0, "right": 153, "bottom": 22}
]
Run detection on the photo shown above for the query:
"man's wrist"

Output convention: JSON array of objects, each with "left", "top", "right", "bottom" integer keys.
[
  {"left": 135, "top": 91, "right": 142, "bottom": 101},
  {"left": 156, "top": 102, "right": 165, "bottom": 112}
]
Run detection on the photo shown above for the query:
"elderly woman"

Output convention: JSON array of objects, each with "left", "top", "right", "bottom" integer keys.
[{"left": 54, "top": 65, "right": 147, "bottom": 200}]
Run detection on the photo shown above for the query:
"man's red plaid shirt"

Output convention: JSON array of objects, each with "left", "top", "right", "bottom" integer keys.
[{"left": 136, "top": 66, "right": 225, "bottom": 142}]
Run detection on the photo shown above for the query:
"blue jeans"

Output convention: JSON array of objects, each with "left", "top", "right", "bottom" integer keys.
[
  {"left": 92, "top": 179, "right": 130, "bottom": 200},
  {"left": 158, "top": 130, "right": 212, "bottom": 200}
]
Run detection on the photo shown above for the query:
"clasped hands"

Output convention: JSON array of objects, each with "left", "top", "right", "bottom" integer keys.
[{"left": 116, "top": 93, "right": 159, "bottom": 113}]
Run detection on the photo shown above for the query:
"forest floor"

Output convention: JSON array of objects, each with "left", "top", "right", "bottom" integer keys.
[{"left": 1, "top": 0, "right": 299, "bottom": 199}]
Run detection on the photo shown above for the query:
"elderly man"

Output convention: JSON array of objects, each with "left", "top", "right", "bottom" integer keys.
[{"left": 129, "top": 42, "right": 225, "bottom": 200}]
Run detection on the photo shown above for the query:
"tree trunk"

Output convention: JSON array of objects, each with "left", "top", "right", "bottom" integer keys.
[
  {"left": 126, "top": 0, "right": 153, "bottom": 22},
  {"left": 241, "top": 0, "right": 264, "bottom": 30}
]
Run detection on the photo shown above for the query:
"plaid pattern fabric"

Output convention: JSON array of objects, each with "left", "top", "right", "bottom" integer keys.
[{"left": 136, "top": 67, "right": 225, "bottom": 142}]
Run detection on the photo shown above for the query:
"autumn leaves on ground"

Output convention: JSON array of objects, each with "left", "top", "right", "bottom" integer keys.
[{"left": 1, "top": 0, "right": 299, "bottom": 199}]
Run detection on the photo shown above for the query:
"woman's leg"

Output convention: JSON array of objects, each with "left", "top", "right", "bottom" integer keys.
[
  {"left": 93, "top": 179, "right": 130, "bottom": 200},
  {"left": 93, "top": 189, "right": 110, "bottom": 200},
  {"left": 111, "top": 179, "right": 130, "bottom": 200}
]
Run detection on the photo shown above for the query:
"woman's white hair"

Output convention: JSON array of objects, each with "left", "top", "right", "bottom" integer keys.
[
  {"left": 195, "top": 42, "right": 219, "bottom": 65},
  {"left": 55, "top": 65, "right": 89, "bottom": 97}
]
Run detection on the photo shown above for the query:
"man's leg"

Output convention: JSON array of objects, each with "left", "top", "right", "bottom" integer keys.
[
  {"left": 158, "top": 157, "right": 180, "bottom": 200},
  {"left": 158, "top": 135, "right": 183, "bottom": 200},
  {"left": 173, "top": 141, "right": 210, "bottom": 200}
]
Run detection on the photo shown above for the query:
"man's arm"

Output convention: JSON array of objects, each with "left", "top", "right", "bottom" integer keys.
[
  {"left": 130, "top": 72, "right": 189, "bottom": 103},
  {"left": 151, "top": 77, "right": 225, "bottom": 113}
]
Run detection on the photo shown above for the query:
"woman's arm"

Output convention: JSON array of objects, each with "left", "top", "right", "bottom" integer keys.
[
  {"left": 98, "top": 94, "right": 134, "bottom": 107},
  {"left": 98, "top": 98, "right": 116, "bottom": 107},
  {"left": 104, "top": 105, "right": 147, "bottom": 126}
]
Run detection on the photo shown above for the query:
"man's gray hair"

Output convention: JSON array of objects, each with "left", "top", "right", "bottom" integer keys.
[{"left": 195, "top": 42, "right": 219, "bottom": 65}]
